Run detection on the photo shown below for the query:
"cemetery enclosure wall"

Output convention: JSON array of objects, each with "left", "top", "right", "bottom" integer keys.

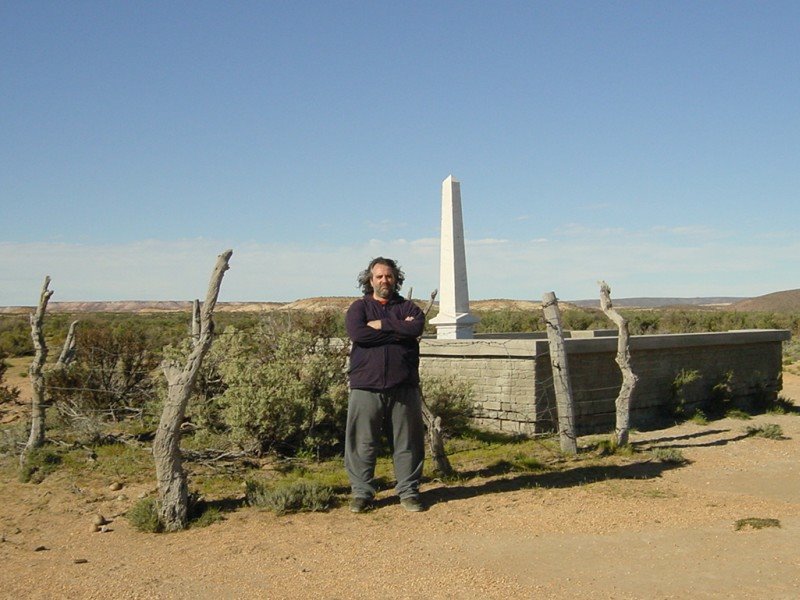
[{"left": 419, "top": 330, "right": 790, "bottom": 435}]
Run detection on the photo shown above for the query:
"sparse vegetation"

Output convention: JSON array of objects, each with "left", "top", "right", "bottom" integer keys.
[
  {"left": 734, "top": 517, "right": 781, "bottom": 531},
  {"left": 592, "top": 436, "right": 636, "bottom": 457},
  {"left": 650, "top": 447, "right": 688, "bottom": 464},
  {"left": 245, "top": 479, "right": 336, "bottom": 515},
  {"left": 726, "top": 409, "right": 752, "bottom": 420},
  {"left": 0, "top": 352, "right": 21, "bottom": 404},
  {"left": 670, "top": 368, "right": 701, "bottom": 418},
  {"left": 18, "top": 445, "right": 63, "bottom": 483},
  {"left": 421, "top": 374, "right": 474, "bottom": 438},
  {"left": 766, "top": 395, "right": 798, "bottom": 415},
  {"left": 689, "top": 410, "right": 709, "bottom": 425},
  {"left": 1, "top": 304, "right": 797, "bottom": 543},
  {"left": 744, "top": 423, "right": 785, "bottom": 440},
  {"left": 126, "top": 497, "right": 163, "bottom": 533}
]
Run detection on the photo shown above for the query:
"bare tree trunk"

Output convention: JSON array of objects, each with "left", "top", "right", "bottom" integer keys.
[
  {"left": 542, "top": 292, "right": 577, "bottom": 454},
  {"left": 420, "top": 400, "right": 454, "bottom": 476},
  {"left": 56, "top": 320, "right": 79, "bottom": 368},
  {"left": 21, "top": 277, "right": 54, "bottom": 464},
  {"left": 191, "top": 299, "right": 200, "bottom": 343},
  {"left": 409, "top": 288, "right": 454, "bottom": 476},
  {"left": 152, "top": 250, "right": 232, "bottom": 532},
  {"left": 599, "top": 281, "right": 638, "bottom": 446}
]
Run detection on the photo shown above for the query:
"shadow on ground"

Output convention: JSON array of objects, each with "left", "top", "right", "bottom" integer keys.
[{"left": 369, "top": 459, "right": 686, "bottom": 510}]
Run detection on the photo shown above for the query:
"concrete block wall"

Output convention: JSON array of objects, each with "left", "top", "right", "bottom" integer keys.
[
  {"left": 419, "top": 339, "right": 537, "bottom": 434},
  {"left": 420, "top": 330, "right": 790, "bottom": 436}
]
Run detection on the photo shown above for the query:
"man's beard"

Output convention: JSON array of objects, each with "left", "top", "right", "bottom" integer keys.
[{"left": 375, "top": 284, "right": 394, "bottom": 299}]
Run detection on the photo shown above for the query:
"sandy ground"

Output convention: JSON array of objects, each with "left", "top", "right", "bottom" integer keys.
[{"left": 1, "top": 370, "right": 799, "bottom": 599}]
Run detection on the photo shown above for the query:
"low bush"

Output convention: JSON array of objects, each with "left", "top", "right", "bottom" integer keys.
[
  {"left": 744, "top": 423, "right": 785, "bottom": 440},
  {"left": 669, "top": 369, "right": 701, "bottom": 419},
  {"left": 214, "top": 314, "right": 349, "bottom": 457},
  {"left": 421, "top": 375, "right": 474, "bottom": 438},
  {"left": 19, "top": 446, "right": 63, "bottom": 483},
  {"left": 734, "top": 517, "right": 780, "bottom": 531},
  {"left": 126, "top": 497, "right": 163, "bottom": 533},
  {"left": 245, "top": 479, "right": 335, "bottom": 515},
  {"left": 650, "top": 447, "right": 688, "bottom": 464}
]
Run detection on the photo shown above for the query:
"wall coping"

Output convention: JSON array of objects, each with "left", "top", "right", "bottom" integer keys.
[{"left": 419, "top": 329, "right": 791, "bottom": 358}]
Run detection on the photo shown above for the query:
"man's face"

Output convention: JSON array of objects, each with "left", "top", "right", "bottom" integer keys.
[{"left": 370, "top": 263, "right": 396, "bottom": 300}]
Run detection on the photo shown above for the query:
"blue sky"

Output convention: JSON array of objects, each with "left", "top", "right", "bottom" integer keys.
[{"left": 1, "top": 1, "right": 798, "bottom": 305}]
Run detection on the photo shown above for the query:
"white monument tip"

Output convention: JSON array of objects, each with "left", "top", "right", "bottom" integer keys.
[{"left": 444, "top": 174, "right": 459, "bottom": 184}]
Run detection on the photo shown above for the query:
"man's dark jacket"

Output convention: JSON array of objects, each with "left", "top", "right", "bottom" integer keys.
[{"left": 345, "top": 293, "right": 425, "bottom": 391}]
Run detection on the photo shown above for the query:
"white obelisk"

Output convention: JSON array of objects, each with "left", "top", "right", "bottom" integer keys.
[{"left": 430, "top": 175, "right": 479, "bottom": 339}]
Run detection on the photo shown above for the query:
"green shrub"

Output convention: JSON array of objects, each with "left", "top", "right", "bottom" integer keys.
[
  {"left": 0, "top": 421, "right": 28, "bottom": 457},
  {"left": 593, "top": 436, "right": 636, "bottom": 456},
  {"left": 0, "top": 352, "right": 21, "bottom": 404},
  {"left": 421, "top": 375, "right": 474, "bottom": 438},
  {"left": 19, "top": 446, "right": 63, "bottom": 483},
  {"left": 215, "top": 316, "right": 349, "bottom": 457},
  {"left": 766, "top": 396, "right": 797, "bottom": 415},
  {"left": 0, "top": 315, "right": 34, "bottom": 356},
  {"left": 651, "top": 447, "right": 687, "bottom": 464},
  {"left": 670, "top": 369, "right": 701, "bottom": 418},
  {"left": 126, "top": 497, "right": 163, "bottom": 533},
  {"left": 726, "top": 409, "right": 752, "bottom": 420},
  {"left": 689, "top": 410, "right": 708, "bottom": 425},
  {"left": 706, "top": 370, "right": 735, "bottom": 416},
  {"left": 47, "top": 322, "right": 159, "bottom": 422},
  {"left": 745, "top": 423, "right": 785, "bottom": 440},
  {"left": 474, "top": 310, "right": 544, "bottom": 334},
  {"left": 245, "top": 479, "right": 335, "bottom": 515},
  {"left": 734, "top": 517, "right": 780, "bottom": 531}
]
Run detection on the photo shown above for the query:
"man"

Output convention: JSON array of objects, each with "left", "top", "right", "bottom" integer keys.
[{"left": 344, "top": 257, "right": 426, "bottom": 513}]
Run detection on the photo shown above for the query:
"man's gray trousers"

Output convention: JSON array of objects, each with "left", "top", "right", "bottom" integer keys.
[{"left": 344, "top": 386, "right": 425, "bottom": 500}]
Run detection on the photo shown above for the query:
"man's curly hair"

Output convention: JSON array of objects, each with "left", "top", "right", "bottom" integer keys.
[{"left": 357, "top": 257, "right": 405, "bottom": 295}]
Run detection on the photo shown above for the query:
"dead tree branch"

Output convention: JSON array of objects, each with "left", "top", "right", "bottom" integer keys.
[
  {"left": 55, "top": 320, "right": 79, "bottom": 368},
  {"left": 21, "top": 277, "right": 55, "bottom": 464},
  {"left": 414, "top": 288, "right": 454, "bottom": 476},
  {"left": 599, "top": 281, "right": 637, "bottom": 446},
  {"left": 152, "top": 249, "right": 232, "bottom": 531}
]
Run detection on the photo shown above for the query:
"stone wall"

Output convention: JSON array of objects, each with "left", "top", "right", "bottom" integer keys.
[{"left": 419, "top": 329, "right": 790, "bottom": 436}]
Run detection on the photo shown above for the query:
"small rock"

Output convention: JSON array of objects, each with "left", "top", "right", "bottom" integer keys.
[
  {"left": 99, "top": 525, "right": 110, "bottom": 533},
  {"left": 90, "top": 524, "right": 100, "bottom": 533},
  {"left": 74, "top": 558, "right": 89, "bottom": 564},
  {"left": 33, "top": 545, "right": 48, "bottom": 552},
  {"left": 109, "top": 482, "right": 123, "bottom": 491},
  {"left": 116, "top": 494, "right": 127, "bottom": 502},
  {"left": 92, "top": 514, "right": 107, "bottom": 526}
]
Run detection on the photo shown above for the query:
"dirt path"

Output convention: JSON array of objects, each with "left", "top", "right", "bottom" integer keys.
[{"left": 1, "top": 375, "right": 799, "bottom": 599}]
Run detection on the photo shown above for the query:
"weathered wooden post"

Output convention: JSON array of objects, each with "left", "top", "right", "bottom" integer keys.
[
  {"left": 21, "top": 277, "right": 78, "bottom": 465},
  {"left": 191, "top": 299, "right": 201, "bottom": 343},
  {"left": 417, "top": 289, "right": 454, "bottom": 477},
  {"left": 599, "top": 281, "right": 637, "bottom": 446},
  {"left": 21, "top": 277, "right": 54, "bottom": 464},
  {"left": 153, "top": 249, "right": 232, "bottom": 531},
  {"left": 542, "top": 291, "right": 577, "bottom": 454}
]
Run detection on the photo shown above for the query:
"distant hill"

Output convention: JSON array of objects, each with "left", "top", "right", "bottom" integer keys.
[
  {"left": 0, "top": 300, "right": 288, "bottom": 315},
  {"left": 4, "top": 292, "right": 798, "bottom": 314},
  {"left": 730, "top": 289, "right": 800, "bottom": 313},
  {"left": 569, "top": 297, "right": 747, "bottom": 309}
]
